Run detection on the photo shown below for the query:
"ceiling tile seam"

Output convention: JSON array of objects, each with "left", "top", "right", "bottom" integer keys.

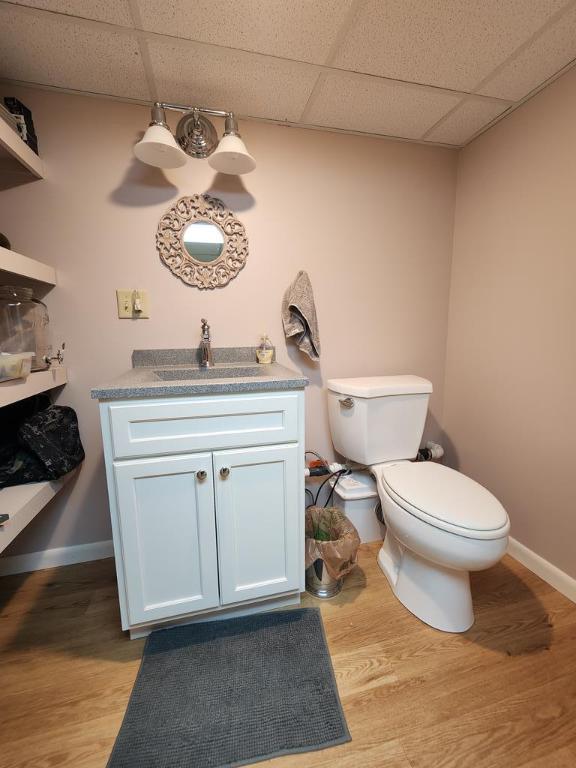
[
  {"left": 420, "top": 11, "right": 568, "bottom": 147},
  {"left": 134, "top": 36, "right": 157, "bottom": 101},
  {"left": 323, "top": 0, "right": 367, "bottom": 66},
  {"left": 458, "top": 104, "right": 517, "bottom": 147},
  {"left": 135, "top": 28, "right": 515, "bottom": 112},
  {"left": 298, "top": 0, "right": 366, "bottom": 123},
  {"left": 128, "top": 0, "right": 158, "bottom": 101},
  {"left": 196, "top": 112, "right": 461, "bottom": 149},
  {"left": 0, "top": 76, "right": 154, "bottom": 106},
  {"left": 136, "top": 28, "right": 515, "bottom": 105},
  {"left": 0, "top": 1, "right": 515, "bottom": 107},
  {"left": 281, "top": 117, "right": 459, "bottom": 148},
  {"left": 470, "top": 0, "right": 576, "bottom": 97},
  {"left": 298, "top": 73, "right": 328, "bottom": 124},
  {"left": 0, "top": 76, "right": 153, "bottom": 107},
  {"left": 0, "top": 76, "right": 461, "bottom": 149},
  {"left": 462, "top": 55, "right": 576, "bottom": 147},
  {"left": 419, "top": 97, "right": 472, "bottom": 140}
]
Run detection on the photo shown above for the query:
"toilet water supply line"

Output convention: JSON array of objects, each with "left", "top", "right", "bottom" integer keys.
[{"left": 417, "top": 441, "right": 445, "bottom": 462}]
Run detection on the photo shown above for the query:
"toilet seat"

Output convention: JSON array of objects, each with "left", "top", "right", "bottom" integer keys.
[{"left": 376, "top": 462, "right": 510, "bottom": 541}]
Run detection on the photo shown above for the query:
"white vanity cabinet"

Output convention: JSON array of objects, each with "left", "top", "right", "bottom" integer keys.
[
  {"left": 113, "top": 453, "right": 220, "bottom": 626},
  {"left": 98, "top": 390, "right": 305, "bottom": 637}
]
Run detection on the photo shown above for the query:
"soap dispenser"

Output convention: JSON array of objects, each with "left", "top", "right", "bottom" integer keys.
[{"left": 256, "top": 335, "right": 273, "bottom": 364}]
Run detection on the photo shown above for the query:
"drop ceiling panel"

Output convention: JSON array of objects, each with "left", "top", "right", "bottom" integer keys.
[
  {"left": 333, "top": 0, "right": 569, "bottom": 94},
  {"left": 136, "top": 0, "right": 353, "bottom": 64},
  {"left": 147, "top": 37, "right": 318, "bottom": 122},
  {"left": 477, "top": 4, "right": 576, "bottom": 100},
  {"left": 426, "top": 99, "right": 510, "bottom": 145},
  {"left": 0, "top": 5, "right": 150, "bottom": 99},
  {"left": 9, "top": 0, "right": 133, "bottom": 26},
  {"left": 0, "top": 0, "right": 575, "bottom": 146},
  {"left": 305, "top": 73, "right": 461, "bottom": 140}
]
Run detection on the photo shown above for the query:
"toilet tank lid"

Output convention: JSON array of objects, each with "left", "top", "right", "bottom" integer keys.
[{"left": 327, "top": 375, "right": 433, "bottom": 398}]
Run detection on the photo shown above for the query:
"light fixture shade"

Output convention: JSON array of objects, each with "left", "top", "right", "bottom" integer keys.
[
  {"left": 208, "top": 134, "right": 256, "bottom": 175},
  {"left": 134, "top": 123, "right": 187, "bottom": 168}
]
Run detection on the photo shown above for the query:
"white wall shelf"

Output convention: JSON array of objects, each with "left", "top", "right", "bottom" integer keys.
[
  {"left": 0, "top": 472, "right": 73, "bottom": 555},
  {"left": 0, "top": 366, "right": 67, "bottom": 408},
  {"left": 0, "top": 117, "right": 45, "bottom": 179},
  {"left": 0, "top": 245, "right": 57, "bottom": 286},
  {"left": 0, "top": 173, "right": 67, "bottom": 557}
]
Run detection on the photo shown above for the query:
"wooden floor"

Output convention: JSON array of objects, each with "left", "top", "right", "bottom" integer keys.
[{"left": 1, "top": 542, "right": 575, "bottom": 768}]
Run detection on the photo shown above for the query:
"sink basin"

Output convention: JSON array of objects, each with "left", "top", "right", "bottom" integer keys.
[{"left": 153, "top": 366, "right": 264, "bottom": 381}]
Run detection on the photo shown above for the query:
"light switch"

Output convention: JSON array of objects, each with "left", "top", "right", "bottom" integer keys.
[{"left": 116, "top": 289, "right": 150, "bottom": 319}]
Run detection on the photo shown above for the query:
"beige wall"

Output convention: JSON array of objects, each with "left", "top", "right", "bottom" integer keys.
[
  {"left": 0, "top": 87, "right": 457, "bottom": 556},
  {"left": 443, "top": 67, "right": 576, "bottom": 578}
]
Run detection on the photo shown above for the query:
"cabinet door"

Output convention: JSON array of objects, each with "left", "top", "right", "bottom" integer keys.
[
  {"left": 114, "top": 453, "right": 219, "bottom": 626},
  {"left": 214, "top": 444, "right": 301, "bottom": 605}
]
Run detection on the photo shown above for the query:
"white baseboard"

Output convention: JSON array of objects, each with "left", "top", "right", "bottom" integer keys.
[
  {"left": 2, "top": 534, "right": 574, "bottom": 604},
  {"left": 507, "top": 537, "right": 576, "bottom": 604},
  {"left": 0, "top": 539, "right": 114, "bottom": 577}
]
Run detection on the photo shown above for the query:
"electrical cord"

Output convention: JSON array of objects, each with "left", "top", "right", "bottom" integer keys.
[
  {"left": 313, "top": 468, "right": 349, "bottom": 507},
  {"left": 325, "top": 469, "right": 347, "bottom": 508},
  {"left": 305, "top": 488, "right": 315, "bottom": 508},
  {"left": 305, "top": 450, "right": 329, "bottom": 467},
  {"left": 313, "top": 472, "right": 335, "bottom": 506}
]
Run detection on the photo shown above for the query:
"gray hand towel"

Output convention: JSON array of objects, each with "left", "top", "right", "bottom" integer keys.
[{"left": 282, "top": 270, "right": 321, "bottom": 360}]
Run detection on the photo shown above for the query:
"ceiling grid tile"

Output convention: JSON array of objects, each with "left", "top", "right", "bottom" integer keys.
[
  {"left": 135, "top": 0, "right": 355, "bottom": 64},
  {"left": 146, "top": 36, "right": 319, "bottom": 122},
  {"left": 475, "top": 1, "right": 576, "bottom": 100},
  {"left": 0, "top": 3, "right": 150, "bottom": 100},
  {"left": 331, "top": 0, "right": 569, "bottom": 92}
]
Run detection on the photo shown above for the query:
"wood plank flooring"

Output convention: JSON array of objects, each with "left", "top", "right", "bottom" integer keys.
[{"left": 1, "top": 542, "right": 575, "bottom": 768}]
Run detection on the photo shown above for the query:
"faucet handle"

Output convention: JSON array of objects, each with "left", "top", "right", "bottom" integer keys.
[{"left": 200, "top": 319, "right": 212, "bottom": 348}]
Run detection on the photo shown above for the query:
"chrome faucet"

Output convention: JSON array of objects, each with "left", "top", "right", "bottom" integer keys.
[{"left": 200, "top": 318, "right": 214, "bottom": 368}]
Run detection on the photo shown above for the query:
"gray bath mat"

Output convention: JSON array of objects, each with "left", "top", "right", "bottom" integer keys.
[{"left": 107, "top": 608, "right": 350, "bottom": 768}]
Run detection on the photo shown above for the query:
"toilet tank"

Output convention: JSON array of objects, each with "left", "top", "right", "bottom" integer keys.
[{"left": 327, "top": 376, "right": 433, "bottom": 465}]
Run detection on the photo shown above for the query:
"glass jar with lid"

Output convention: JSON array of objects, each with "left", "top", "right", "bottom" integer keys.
[{"left": 0, "top": 285, "right": 52, "bottom": 370}]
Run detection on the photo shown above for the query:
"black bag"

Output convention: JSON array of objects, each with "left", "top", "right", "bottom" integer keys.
[{"left": 0, "top": 402, "right": 84, "bottom": 489}]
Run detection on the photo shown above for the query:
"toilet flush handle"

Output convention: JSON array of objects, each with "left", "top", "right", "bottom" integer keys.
[{"left": 339, "top": 397, "right": 354, "bottom": 409}]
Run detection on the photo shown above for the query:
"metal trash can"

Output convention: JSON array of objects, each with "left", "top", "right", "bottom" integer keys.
[
  {"left": 305, "top": 558, "right": 343, "bottom": 599},
  {"left": 305, "top": 505, "right": 360, "bottom": 599}
]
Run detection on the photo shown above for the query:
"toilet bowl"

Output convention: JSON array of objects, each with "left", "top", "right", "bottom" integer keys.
[
  {"left": 326, "top": 374, "right": 510, "bottom": 633},
  {"left": 372, "top": 460, "right": 509, "bottom": 632}
]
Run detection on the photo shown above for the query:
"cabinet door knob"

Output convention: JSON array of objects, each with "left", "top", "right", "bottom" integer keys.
[
  {"left": 196, "top": 470, "right": 207, "bottom": 481},
  {"left": 220, "top": 467, "right": 230, "bottom": 479}
]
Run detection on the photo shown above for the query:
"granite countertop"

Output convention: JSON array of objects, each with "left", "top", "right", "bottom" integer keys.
[{"left": 91, "top": 347, "right": 309, "bottom": 400}]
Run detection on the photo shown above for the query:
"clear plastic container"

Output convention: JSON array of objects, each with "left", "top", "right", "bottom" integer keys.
[
  {"left": 0, "top": 351, "right": 34, "bottom": 382},
  {"left": 0, "top": 286, "right": 52, "bottom": 371}
]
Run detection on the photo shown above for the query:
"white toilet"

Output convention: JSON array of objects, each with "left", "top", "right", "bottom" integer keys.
[{"left": 327, "top": 375, "right": 510, "bottom": 632}]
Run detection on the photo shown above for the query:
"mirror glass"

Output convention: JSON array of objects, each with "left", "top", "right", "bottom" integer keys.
[{"left": 182, "top": 221, "right": 224, "bottom": 262}]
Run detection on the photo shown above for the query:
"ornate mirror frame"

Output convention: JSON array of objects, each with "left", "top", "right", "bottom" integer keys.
[{"left": 156, "top": 194, "right": 249, "bottom": 289}]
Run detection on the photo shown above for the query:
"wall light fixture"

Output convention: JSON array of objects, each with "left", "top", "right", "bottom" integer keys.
[{"left": 134, "top": 102, "right": 256, "bottom": 175}]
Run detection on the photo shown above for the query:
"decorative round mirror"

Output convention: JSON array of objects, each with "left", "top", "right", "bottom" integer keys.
[
  {"left": 156, "top": 194, "right": 248, "bottom": 289},
  {"left": 182, "top": 221, "right": 225, "bottom": 263}
]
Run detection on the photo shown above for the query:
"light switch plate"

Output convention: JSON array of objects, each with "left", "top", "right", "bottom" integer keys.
[{"left": 116, "top": 289, "right": 150, "bottom": 319}]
